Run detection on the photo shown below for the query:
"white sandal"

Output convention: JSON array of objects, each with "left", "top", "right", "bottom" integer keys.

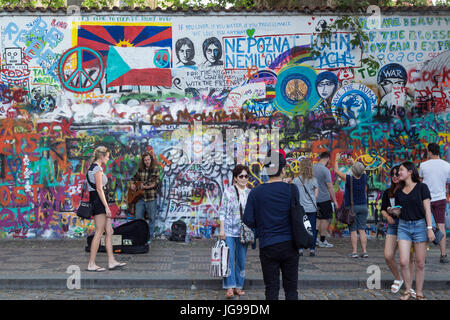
[{"left": 391, "top": 280, "right": 404, "bottom": 293}]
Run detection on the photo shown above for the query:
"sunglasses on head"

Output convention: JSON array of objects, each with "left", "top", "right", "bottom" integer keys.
[{"left": 238, "top": 174, "right": 249, "bottom": 179}]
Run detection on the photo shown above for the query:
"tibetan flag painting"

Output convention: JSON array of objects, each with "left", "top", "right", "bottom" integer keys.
[{"left": 74, "top": 22, "right": 172, "bottom": 87}]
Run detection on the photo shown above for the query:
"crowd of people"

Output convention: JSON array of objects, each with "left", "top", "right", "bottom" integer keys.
[{"left": 83, "top": 143, "right": 449, "bottom": 300}]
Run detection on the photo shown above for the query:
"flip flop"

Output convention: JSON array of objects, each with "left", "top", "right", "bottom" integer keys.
[
  {"left": 86, "top": 266, "right": 106, "bottom": 272},
  {"left": 108, "top": 262, "right": 127, "bottom": 270}
]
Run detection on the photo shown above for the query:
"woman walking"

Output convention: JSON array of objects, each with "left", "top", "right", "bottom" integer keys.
[
  {"left": 334, "top": 153, "right": 369, "bottom": 258},
  {"left": 394, "top": 161, "right": 435, "bottom": 300},
  {"left": 380, "top": 165, "right": 414, "bottom": 294},
  {"left": 87, "top": 146, "right": 127, "bottom": 272},
  {"left": 219, "top": 164, "right": 251, "bottom": 298},
  {"left": 292, "top": 158, "right": 319, "bottom": 257}
]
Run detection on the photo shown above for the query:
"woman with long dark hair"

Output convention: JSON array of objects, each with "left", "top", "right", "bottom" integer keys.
[
  {"left": 219, "top": 164, "right": 251, "bottom": 298},
  {"left": 380, "top": 165, "right": 414, "bottom": 294},
  {"left": 394, "top": 161, "right": 435, "bottom": 300}
]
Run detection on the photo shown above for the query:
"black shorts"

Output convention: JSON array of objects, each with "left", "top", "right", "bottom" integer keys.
[
  {"left": 317, "top": 200, "right": 333, "bottom": 220},
  {"left": 89, "top": 191, "right": 106, "bottom": 216}
]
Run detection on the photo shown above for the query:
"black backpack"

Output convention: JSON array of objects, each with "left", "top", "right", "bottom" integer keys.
[{"left": 170, "top": 220, "right": 187, "bottom": 242}]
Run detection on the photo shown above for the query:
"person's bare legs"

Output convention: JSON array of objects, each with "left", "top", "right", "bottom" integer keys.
[
  {"left": 385, "top": 235, "right": 401, "bottom": 280},
  {"left": 437, "top": 223, "right": 447, "bottom": 257},
  {"left": 88, "top": 214, "right": 106, "bottom": 270},
  {"left": 398, "top": 240, "right": 413, "bottom": 299},
  {"left": 413, "top": 242, "right": 427, "bottom": 298},
  {"left": 359, "top": 229, "right": 367, "bottom": 253},
  {"left": 350, "top": 231, "right": 357, "bottom": 253}
]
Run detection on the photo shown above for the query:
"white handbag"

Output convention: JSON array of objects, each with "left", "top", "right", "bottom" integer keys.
[{"left": 209, "top": 239, "right": 230, "bottom": 277}]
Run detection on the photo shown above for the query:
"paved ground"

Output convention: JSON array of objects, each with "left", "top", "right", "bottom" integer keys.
[
  {"left": 0, "top": 236, "right": 448, "bottom": 298},
  {"left": 1, "top": 287, "right": 449, "bottom": 300}
]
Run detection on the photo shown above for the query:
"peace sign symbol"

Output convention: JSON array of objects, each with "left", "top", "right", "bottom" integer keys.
[
  {"left": 58, "top": 47, "right": 104, "bottom": 93},
  {"left": 290, "top": 160, "right": 301, "bottom": 173},
  {"left": 153, "top": 49, "right": 170, "bottom": 68}
]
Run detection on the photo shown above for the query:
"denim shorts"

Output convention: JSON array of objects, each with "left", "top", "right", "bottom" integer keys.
[
  {"left": 397, "top": 218, "right": 428, "bottom": 243},
  {"left": 386, "top": 218, "right": 399, "bottom": 236},
  {"left": 348, "top": 204, "right": 368, "bottom": 232}
]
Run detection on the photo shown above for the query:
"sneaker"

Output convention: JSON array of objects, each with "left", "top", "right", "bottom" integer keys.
[
  {"left": 318, "top": 240, "right": 334, "bottom": 248},
  {"left": 440, "top": 255, "right": 449, "bottom": 264},
  {"left": 299, "top": 249, "right": 303, "bottom": 256},
  {"left": 309, "top": 250, "right": 315, "bottom": 257},
  {"left": 349, "top": 253, "right": 358, "bottom": 258}
]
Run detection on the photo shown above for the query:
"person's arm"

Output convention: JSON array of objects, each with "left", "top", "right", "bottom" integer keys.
[
  {"left": 333, "top": 153, "right": 347, "bottom": 181},
  {"left": 94, "top": 170, "right": 111, "bottom": 217},
  {"left": 243, "top": 191, "right": 256, "bottom": 229},
  {"left": 422, "top": 184, "right": 435, "bottom": 242},
  {"left": 326, "top": 182, "right": 338, "bottom": 209},
  {"left": 218, "top": 189, "right": 230, "bottom": 240}
]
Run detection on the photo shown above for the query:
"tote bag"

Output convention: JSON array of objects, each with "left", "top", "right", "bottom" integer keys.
[{"left": 289, "top": 184, "right": 314, "bottom": 249}]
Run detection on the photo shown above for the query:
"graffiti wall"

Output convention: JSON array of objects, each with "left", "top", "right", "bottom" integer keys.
[{"left": 0, "top": 11, "right": 449, "bottom": 239}]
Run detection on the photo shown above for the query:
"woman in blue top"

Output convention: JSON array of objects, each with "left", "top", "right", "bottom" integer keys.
[{"left": 334, "top": 153, "right": 369, "bottom": 258}]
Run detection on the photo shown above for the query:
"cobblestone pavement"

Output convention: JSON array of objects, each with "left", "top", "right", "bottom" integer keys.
[{"left": 1, "top": 288, "right": 449, "bottom": 300}]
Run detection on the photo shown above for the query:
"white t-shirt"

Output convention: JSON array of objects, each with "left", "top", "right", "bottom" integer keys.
[{"left": 419, "top": 159, "right": 450, "bottom": 201}]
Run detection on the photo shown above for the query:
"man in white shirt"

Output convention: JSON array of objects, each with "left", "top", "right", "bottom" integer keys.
[{"left": 419, "top": 143, "right": 450, "bottom": 264}]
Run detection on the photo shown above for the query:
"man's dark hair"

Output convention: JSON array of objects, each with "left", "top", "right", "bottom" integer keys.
[
  {"left": 264, "top": 150, "right": 286, "bottom": 177},
  {"left": 319, "top": 151, "right": 331, "bottom": 159},
  {"left": 427, "top": 143, "right": 440, "bottom": 156}
]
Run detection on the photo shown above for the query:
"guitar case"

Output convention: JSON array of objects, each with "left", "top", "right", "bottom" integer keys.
[{"left": 85, "top": 219, "right": 150, "bottom": 254}]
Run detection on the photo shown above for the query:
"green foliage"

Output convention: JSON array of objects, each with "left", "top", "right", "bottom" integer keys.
[{"left": 81, "top": 0, "right": 113, "bottom": 8}]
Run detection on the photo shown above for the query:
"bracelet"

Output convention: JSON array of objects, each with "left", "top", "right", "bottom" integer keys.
[{"left": 427, "top": 226, "right": 433, "bottom": 230}]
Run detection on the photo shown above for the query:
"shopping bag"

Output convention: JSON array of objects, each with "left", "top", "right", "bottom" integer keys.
[{"left": 209, "top": 239, "right": 230, "bottom": 277}]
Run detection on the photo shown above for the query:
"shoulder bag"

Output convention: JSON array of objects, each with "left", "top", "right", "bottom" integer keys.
[
  {"left": 336, "top": 176, "right": 355, "bottom": 225},
  {"left": 76, "top": 164, "right": 98, "bottom": 219},
  {"left": 289, "top": 184, "right": 314, "bottom": 249},
  {"left": 234, "top": 186, "right": 255, "bottom": 245}
]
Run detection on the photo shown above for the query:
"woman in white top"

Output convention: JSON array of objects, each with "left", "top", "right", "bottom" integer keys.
[
  {"left": 87, "top": 146, "right": 126, "bottom": 272},
  {"left": 219, "top": 164, "right": 251, "bottom": 298}
]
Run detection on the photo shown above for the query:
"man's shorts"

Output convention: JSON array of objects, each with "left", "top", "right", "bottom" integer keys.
[
  {"left": 431, "top": 199, "right": 447, "bottom": 224},
  {"left": 317, "top": 200, "right": 333, "bottom": 220}
]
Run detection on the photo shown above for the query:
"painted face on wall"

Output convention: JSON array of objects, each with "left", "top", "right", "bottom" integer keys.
[
  {"left": 379, "top": 78, "right": 406, "bottom": 96},
  {"left": 178, "top": 44, "right": 193, "bottom": 65},
  {"left": 205, "top": 44, "right": 220, "bottom": 64},
  {"left": 317, "top": 79, "right": 337, "bottom": 100}
]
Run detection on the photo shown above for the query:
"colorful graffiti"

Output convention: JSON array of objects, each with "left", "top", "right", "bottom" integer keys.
[{"left": 0, "top": 13, "right": 449, "bottom": 239}]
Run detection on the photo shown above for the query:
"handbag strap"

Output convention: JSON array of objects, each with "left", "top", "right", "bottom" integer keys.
[
  {"left": 298, "top": 177, "right": 318, "bottom": 211},
  {"left": 350, "top": 175, "right": 354, "bottom": 209},
  {"left": 234, "top": 185, "right": 244, "bottom": 220},
  {"left": 86, "top": 163, "right": 98, "bottom": 190}
]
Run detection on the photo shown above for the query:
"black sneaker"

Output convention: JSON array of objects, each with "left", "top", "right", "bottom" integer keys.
[
  {"left": 309, "top": 251, "right": 315, "bottom": 257},
  {"left": 440, "top": 255, "right": 448, "bottom": 264}
]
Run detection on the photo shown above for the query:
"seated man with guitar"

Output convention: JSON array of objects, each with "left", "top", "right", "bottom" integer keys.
[{"left": 128, "top": 151, "right": 160, "bottom": 244}]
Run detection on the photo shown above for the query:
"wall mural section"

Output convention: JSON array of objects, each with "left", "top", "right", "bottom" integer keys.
[{"left": 0, "top": 11, "right": 448, "bottom": 239}]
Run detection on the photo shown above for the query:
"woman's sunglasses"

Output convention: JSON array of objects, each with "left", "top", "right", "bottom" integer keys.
[{"left": 238, "top": 174, "right": 249, "bottom": 179}]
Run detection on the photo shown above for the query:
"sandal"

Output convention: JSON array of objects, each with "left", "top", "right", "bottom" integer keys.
[
  {"left": 234, "top": 289, "right": 246, "bottom": 296},
  {"left": 86, "top": 266, "right": 106, "bottom": 272},
  {"left": 108, "top": 262, "right": 127, "bottom": 270},
  {"left": 416, "top": 294, "right": 426, "bottom": 300},
  {"left": 410, "top": 288, "right": 416, "bottom": 299},
  {"left": 225, "top": 288, "right": 234, "bottom": 298},
  {"left": 391, "top": 280, "right": 404, "bottom": 293},
  {"left": 400, "top": 290, "right": 413, "bottom": 300}
]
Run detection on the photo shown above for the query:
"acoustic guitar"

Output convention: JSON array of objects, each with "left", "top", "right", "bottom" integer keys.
[{"left": 127, "top": 181, "right": 145, "bottom": 208}]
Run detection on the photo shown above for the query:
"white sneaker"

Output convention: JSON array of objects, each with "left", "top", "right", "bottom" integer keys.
[{"left": 318, "top": 240, "right": 334, "bottom": 248}]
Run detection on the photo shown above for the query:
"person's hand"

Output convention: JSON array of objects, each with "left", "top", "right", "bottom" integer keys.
[
  {"left": 386, "top": 215, "right": 395, "bottom": 225},
  {"left": 387, "top": 206, "right": 401, "bottom": 218},
  {"left": 333, "top": 200, "right": 339, "bottom": 210},
  {"left": 428, "top": 229, "right": 435, "bottom": 243},
  {"left": 219, "top": 231, "right": 226, "bottom": 240}
]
